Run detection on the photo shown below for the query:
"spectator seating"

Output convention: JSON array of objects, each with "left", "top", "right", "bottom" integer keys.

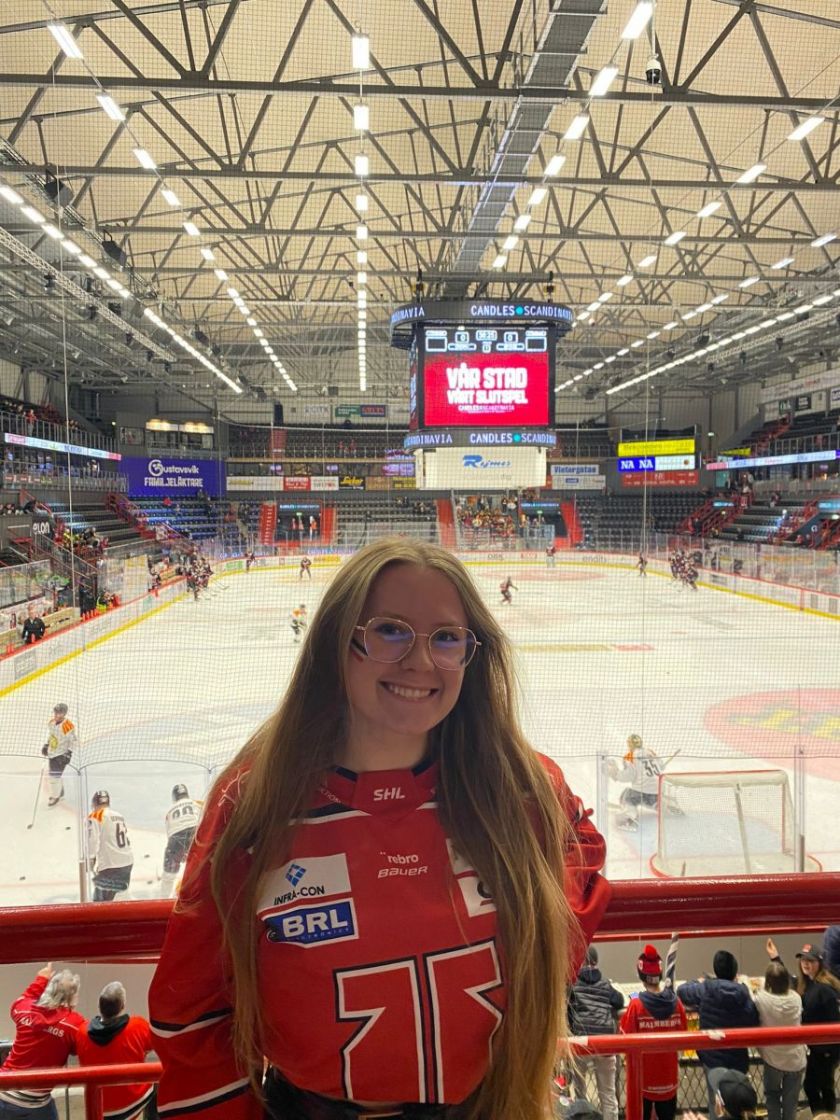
[{"left": 572, "top": 493, "right": 701, "bottom": 548}]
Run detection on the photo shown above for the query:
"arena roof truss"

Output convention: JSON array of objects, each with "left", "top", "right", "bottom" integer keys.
[{"left": 0, "top": 0, "right": 836, "bottom": 412}]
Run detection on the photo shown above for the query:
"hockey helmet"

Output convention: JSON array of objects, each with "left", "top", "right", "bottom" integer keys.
[
  {"left": 627, "top": 733, "right": 643, "bottom": 752},
  {"left": 299, "top": 603, "right": 306, "bottom": 610},
  {"left": 91, "top": 790, "right": 110, "bottom": 807},
  {"left": 172, "top": 783, "right": 189, "bottom": 801},
  {"left": 53, "top": 703, "right": 69, "bottom": 716}
]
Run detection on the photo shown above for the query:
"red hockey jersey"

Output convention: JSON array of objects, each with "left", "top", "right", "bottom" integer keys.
[
  {"left": 149, "top": 754, "right": 609, "bottom": 1119},
  {"left": 76, "top": 1014, "right": 155, "bottom": 1120},
  {"left": 0, "top": 973, "right": 85, "bottom": 1111},
  {"left": 620, "top": 989, "right": 687, "bottom": 1119}
]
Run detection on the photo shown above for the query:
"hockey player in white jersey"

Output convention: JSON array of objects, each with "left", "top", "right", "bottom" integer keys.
[
  {"left": 41, "top": 703, "right": 78, "bottom": 806},
  {"left": 159, "top": 784, "right": 201, "bottom": 898},
  {"left": 608, "top": 734, "right": 665, "bottom": 832},
  {"left": 87, "top": 790, "right": 134, "bottom": 901}
]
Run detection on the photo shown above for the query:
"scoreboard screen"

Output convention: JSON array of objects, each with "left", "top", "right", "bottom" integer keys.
[{"left": 420, "top": 326, "right": 553, "bottom": 428}]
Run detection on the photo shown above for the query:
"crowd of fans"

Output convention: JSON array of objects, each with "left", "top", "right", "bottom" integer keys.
[
  {"left": 455, "top": 495, "right": 519, "bottom": 547},
  {"left": 0, "top": 394, "right": 81, "bottom": 434}
]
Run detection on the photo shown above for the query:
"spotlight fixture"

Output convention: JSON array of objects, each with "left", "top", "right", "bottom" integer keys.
[
  {"left": 44, "top": 174, "right": 73, "bottom": 207},
  {"left": 102, "top": 237, "right": 127, "bottom": 268},
  {"left": 42, "top": 273, "right": 55, "bottom": 291},
  {"left": 82, "top": 305, "right": 97, "bottom": 321}
]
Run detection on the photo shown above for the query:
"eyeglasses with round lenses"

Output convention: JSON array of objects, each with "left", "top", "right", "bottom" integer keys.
[{"left": 354, "top": 616, "right": 480, "bottom": 671}]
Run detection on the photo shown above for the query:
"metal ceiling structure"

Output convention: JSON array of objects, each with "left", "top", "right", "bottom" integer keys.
[{"left": 0, "top": 0, "right": 837, "bottom": 412}]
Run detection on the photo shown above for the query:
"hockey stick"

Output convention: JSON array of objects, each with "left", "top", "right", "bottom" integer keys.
[
  {"left": 663, "top": 932, "right": 680, "bottom": 989},
  {"left": 26, "top": 763, "right": 46, "bottom": 830}
]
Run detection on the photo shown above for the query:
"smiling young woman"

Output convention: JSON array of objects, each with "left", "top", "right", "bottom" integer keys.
[{"left": 149, "top": 538, "right": 610, "bottom": 1120}]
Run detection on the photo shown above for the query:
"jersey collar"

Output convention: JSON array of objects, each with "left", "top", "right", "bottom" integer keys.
[{"left": 321, "top": 757, "right": 438, "bottom": 815}]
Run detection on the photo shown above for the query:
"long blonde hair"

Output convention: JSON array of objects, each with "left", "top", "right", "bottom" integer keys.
[{"left": 204, "top": 539, "right": 576, "bottom": 1119}]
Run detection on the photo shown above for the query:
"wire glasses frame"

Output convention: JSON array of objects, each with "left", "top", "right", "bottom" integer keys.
[{"left": 353, "top": 617, "right": 481, "bottom": 671}]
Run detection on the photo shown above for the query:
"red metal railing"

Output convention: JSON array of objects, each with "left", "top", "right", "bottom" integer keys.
[{"left": 0, "top": 874, "right": 838, "bottom": 1117}]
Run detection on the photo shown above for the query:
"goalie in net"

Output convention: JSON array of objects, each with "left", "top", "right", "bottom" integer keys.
[{"left": 608, "top": 735, "right": 682, "bottom": 832}]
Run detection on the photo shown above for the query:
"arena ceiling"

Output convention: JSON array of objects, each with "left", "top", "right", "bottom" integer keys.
[{"left": 0, "top": 0, "right": 837, "bottom": 413}]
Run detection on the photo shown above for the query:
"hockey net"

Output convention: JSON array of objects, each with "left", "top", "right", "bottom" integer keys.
[{"left": 651, "top": 769, "right": 821, "bottom": 877}]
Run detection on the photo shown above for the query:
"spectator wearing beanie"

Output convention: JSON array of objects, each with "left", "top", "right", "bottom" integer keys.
[
  {"left": 620, "top": 944, "right": 686, "bottom": 1120},
  {"left": 767, "top": 937, "right": 840, "bottom": 1115},
  {"left": 708, "top": 1068, "right": 759, "bottom": 1120},
  {"left": 751, "top": 956, "right": 806, "bottom": 1120},
  {"left": 569, "top": 945, "right": 625, "bottom": 1120},
  {"left": 678, "top": 949, "right": 758, "bottom": 1116}
]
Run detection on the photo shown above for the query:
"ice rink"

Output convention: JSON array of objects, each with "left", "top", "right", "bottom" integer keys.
[{"left": 2, "top": 555, "right": 839, "bottom": 904}]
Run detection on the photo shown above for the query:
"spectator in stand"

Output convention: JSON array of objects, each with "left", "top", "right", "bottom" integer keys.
[
  {"left": 751, "top": 957, "right": 806, "bottom": 1120},
  {"left": 620, "top": 944, "right": 686, "bottom": 1120},
  {"left": 0, "top": 964, "right": 84, "bottom": 1119},
  {"left": 20, "top": 603, "right": 46, "bottom": 645},
  {"left": 76, "top": 981, "right": 156, "bottom": 1120},
  {"left": 767, "top": 938, "right": 840, "bottom": 1116},
  {"left": 824, "top": 925, "right": 840, "bottom": 980},
  {"left": 569, "top": 946, "right": 624, "bottom": 1120},
  {"left": 677, "top": 950, "right": 758, "bottom": 1117},
  {"left": 706, "top": 1069, "right": 759, "bottom": 1120}
]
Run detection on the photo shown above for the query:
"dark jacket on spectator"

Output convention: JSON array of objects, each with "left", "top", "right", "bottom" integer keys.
[
  {"left": 569, "top": 964, "right": 624, "bottom": 1035},
  {"left": 677, "top": 977, "right": 759, "bottom": 1071},
  {"left": 825, "top": 926, "right": 840, "bottom": 981},
  {"left": 21, "top": 617, "right": 46, "bottom": 644}
]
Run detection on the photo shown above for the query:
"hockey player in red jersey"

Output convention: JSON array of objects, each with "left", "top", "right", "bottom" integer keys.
[
  {"left": 149, "top": 538, "right": 610, "bottom": 1120},
  {"left": 0, "top": 964, "right": 84, "bottom": 1116},
  {"left": 620, "top": 944, "right": 687, "bottom": 1120}
]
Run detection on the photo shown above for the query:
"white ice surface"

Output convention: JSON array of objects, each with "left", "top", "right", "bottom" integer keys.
[{"left": 1, "top": 560, "right": 837, "bottom": 904}]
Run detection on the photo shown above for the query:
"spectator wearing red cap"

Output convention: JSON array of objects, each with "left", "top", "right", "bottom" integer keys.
[
  {"left": 620, "top": 945, "right": 686, "bottom": 1120},
  {"left": 767, "top": 937, "right": 840, "bottom": 1115}
]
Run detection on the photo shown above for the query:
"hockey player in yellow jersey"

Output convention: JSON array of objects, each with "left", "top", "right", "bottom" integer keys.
[
  {"left": 41, "top": 703, "right": 78, "bottom": 807},
  {"left": 87, "top": 790, "right": 134, "bottom": 901}
]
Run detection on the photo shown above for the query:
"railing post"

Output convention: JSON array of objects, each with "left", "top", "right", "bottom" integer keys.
[
  {"left": 84, "top": 1082, "right": 104, "bottom": 1120},
  {"left": 625, "top": 1050, "right": 643, "bottom": 1120}
]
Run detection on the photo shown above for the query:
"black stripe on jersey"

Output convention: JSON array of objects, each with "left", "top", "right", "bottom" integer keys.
[
  {"left": 306, "top": 802, "right": 357, "bottom": 819},
  {"left": 158, "top": 1081, "right": 250, "bottom": 1117},
  {"left": 104, "top": 1085, "right": 155, "bottom": 1120},
  {"left": 150, "top": 1006, "right": 231, "bottom": 1034}
]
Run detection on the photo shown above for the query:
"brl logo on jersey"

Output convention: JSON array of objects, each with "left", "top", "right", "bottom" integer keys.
[{"left": 258, "top": 854, "right": 359, "bottom": 948}]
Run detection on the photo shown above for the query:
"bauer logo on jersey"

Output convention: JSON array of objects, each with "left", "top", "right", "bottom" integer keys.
[
  {"left": 264, "top": 900, "right": 358, "bottom": 948},
  {"left": 259, "top": 853, "right": 352, "bottom": 911},
  {"left": 447, "top": 840, "right": 496, "bottom": 917}
]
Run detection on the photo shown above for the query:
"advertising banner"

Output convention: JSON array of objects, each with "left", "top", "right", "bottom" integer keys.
[
  {"left": 618, "top": 454, "right": 696, "bottom": 472},
  {"left": 832, "top": 385, "right": 840, "bottom": 408},
  {"left": 760, "top": 365, "right": 840, "bottom": 405},
  {"left": 423, "top": 351, "right": 551, "bottom": 427},
  {"left": 360, "top": 404, "right": 386, "bottom": 417},
  {"left": 284, "top": 477, "right": 311, "bottom": 492},
  {"left": 309, "top": 476, "right": 339, "bottom": 491},
  {"left": 620, "top": 470, "right": 699, "bottom": 488},
  {"left": 421, "top": 447, "right": 546, "bottom": 489},
  {"left": 123, "top": 456, "right": 223, "bottom": 497},
  {"left": 338, "top": 474, "right": 365, "bottom": 490},
  {"left": 550, "top": 463, "right": 599, "bottom": 474},
  {"left": 616, "top": 437, "right": 695, "bottom": 457},
  {"left": 551, "top": 474, "right": 606, "bottom": 490},
  {"left": 226, "top": 476, "right": 284, "bottom": 492},
  {"left": 301, "top": 403, "right": 331, "bottom": 422}
]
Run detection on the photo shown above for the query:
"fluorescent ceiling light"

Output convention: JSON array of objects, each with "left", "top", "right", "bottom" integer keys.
[
  {"left": 605, "top": 356, "right": 616, "bottom": 364},
  {"left": 513, "top": 214, "right": 532, "bottom": 232},
  {"left": 637, "top": 254, "right": 657, "bottom": 268},
  {"left": 771, "top": 256, "right": 794, "bottom": 269},
  {"left": 356, "top": 224, "right": 368, "bottom": 240},
  {"left": 586, "top": 301, "right": 600, "bottom": 312},
  {"left": 0, "top": 185, "right": 23, "bottom": 205},
  {"left": 226, "top": 287, "right": 240, "bottom": 299},
  {"left": 545, "top": 154, "right": 566, "bottom": 176},
  {"left": 631, "top": 339, "right": 645, "bottom": 348},
  {"left": 593, "top": 363, "right": 605, "bottom": 370},
  {"left": 647, "top": 330, "right": 661, "bottom": 339},
  {"left": 492, "top": 255, "right": 507, "bottom": 269},
  {"left": 621, "top": 2, "right": 654, "bottom": 40},
  {"left": 697, "top": 302, "right": 714, "bottom": 313},
  {"left": 96, "top": 94, "right": 124, "bottom": 122},
  {"left": 564, "top": 115, "right": 589, "bottom": 141},
  {"left": 759, "top": 318, "right": 778, "bottom": 328},
  {"left": 133, "top": 148, "right": 157, "bottom": 170},
  {"left": 93, "top": 267, "right": 109, "bottom": 280},
  {"left": 739, "top": 276, "right": 759, "bottom": 288},
  {"left": 503, "top": 235, "right": 518, "bottom": 251},
  {"left": 578, "top": 311, "right": 590, "bottom": 321},
  {"left": 200, "top": 247, "right": 215, "bottom": 260},
  {"left": 527, "top": 187, "right": 547, "bottom": 207},
  {"left": 697, "top": 201, "right": 722, "bottom": 218},
  {"left": 711, "top": 294, "right": 729, "bottom": 304},
  {"left": 735, "top": 163, "right": 766, "bottom": 184},
  {"left": 353, "top": 104, "right": 369, "bottom": 131},
  {"left": 351, "top": 34, "right": 370, "bottom": 69},
  {"left": 357, "top": 250, "right": 368, "bottom": 265},
  {"left": 663, "top": 321, "right": 678, "bottom": 330},
  {"left": 788, "top": 117, "right": 825, "bottom": 142},
  {"left": 106, "top": 277, "right": 122, "bottom": 291},
  {"left": 812, "top": 294, "right": 833, "bottom": 307},
  {"left": 63, "top": 241, "right": 82, "bottom": 255},
  {"left": 161, "top": 188, "right": 181, "bottom": 207},
  {"left": 21, "top": 205, "right": 45, "bottom": 223},
  {"left": 811, "top": 233, "right": 836, "bottom": 248},
  {"left": 183, "top": 221, "right": 200, "bottom": 237},
  {"left": 355, "top": 193, "right": 368, "bottom": 212},
  {"left": 41, "top": 224, "right": 64, "bottom": 240},
  {"left": 682, "top": 310, "right": 699, "bottom": 320},
  {"left": 357, "top": 271, "right": 367, "bottom": 284},
  {"left": 47, "top": 23, "right": 83, "bottom": 59},
  {"left": 664, "top": 230, "right": 686, "bottom": 246},
  {"left": 79, "top": 254, "right": 96, "bottom": 268},
  {"left": 354, "top": 154, "right": 369, "bottom": 177},
  {"left": 598, "top": 291, "right": 613, "bottom": 302},
  {"left": 616, "top": 274, "right": 633, "bottom": 287},
  {"left": 253, "top": 328, "right": 264, "bottom": 338},
  {"left": 617, "top": 349, "right": 629, "bottom": 356},
  {"left": 214, "top": 268, "right": 228, "bottom": 281},
  {"left": 590, "top": 66, "right": 619, "bottom": 97}
]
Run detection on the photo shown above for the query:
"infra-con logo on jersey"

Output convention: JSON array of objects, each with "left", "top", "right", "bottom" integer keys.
[
  {"left": 264, "top": 901, "right": 358, "bottom": 947},
  {"left": 285, "top": 863, "right": 306, "bottom": 887}
]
